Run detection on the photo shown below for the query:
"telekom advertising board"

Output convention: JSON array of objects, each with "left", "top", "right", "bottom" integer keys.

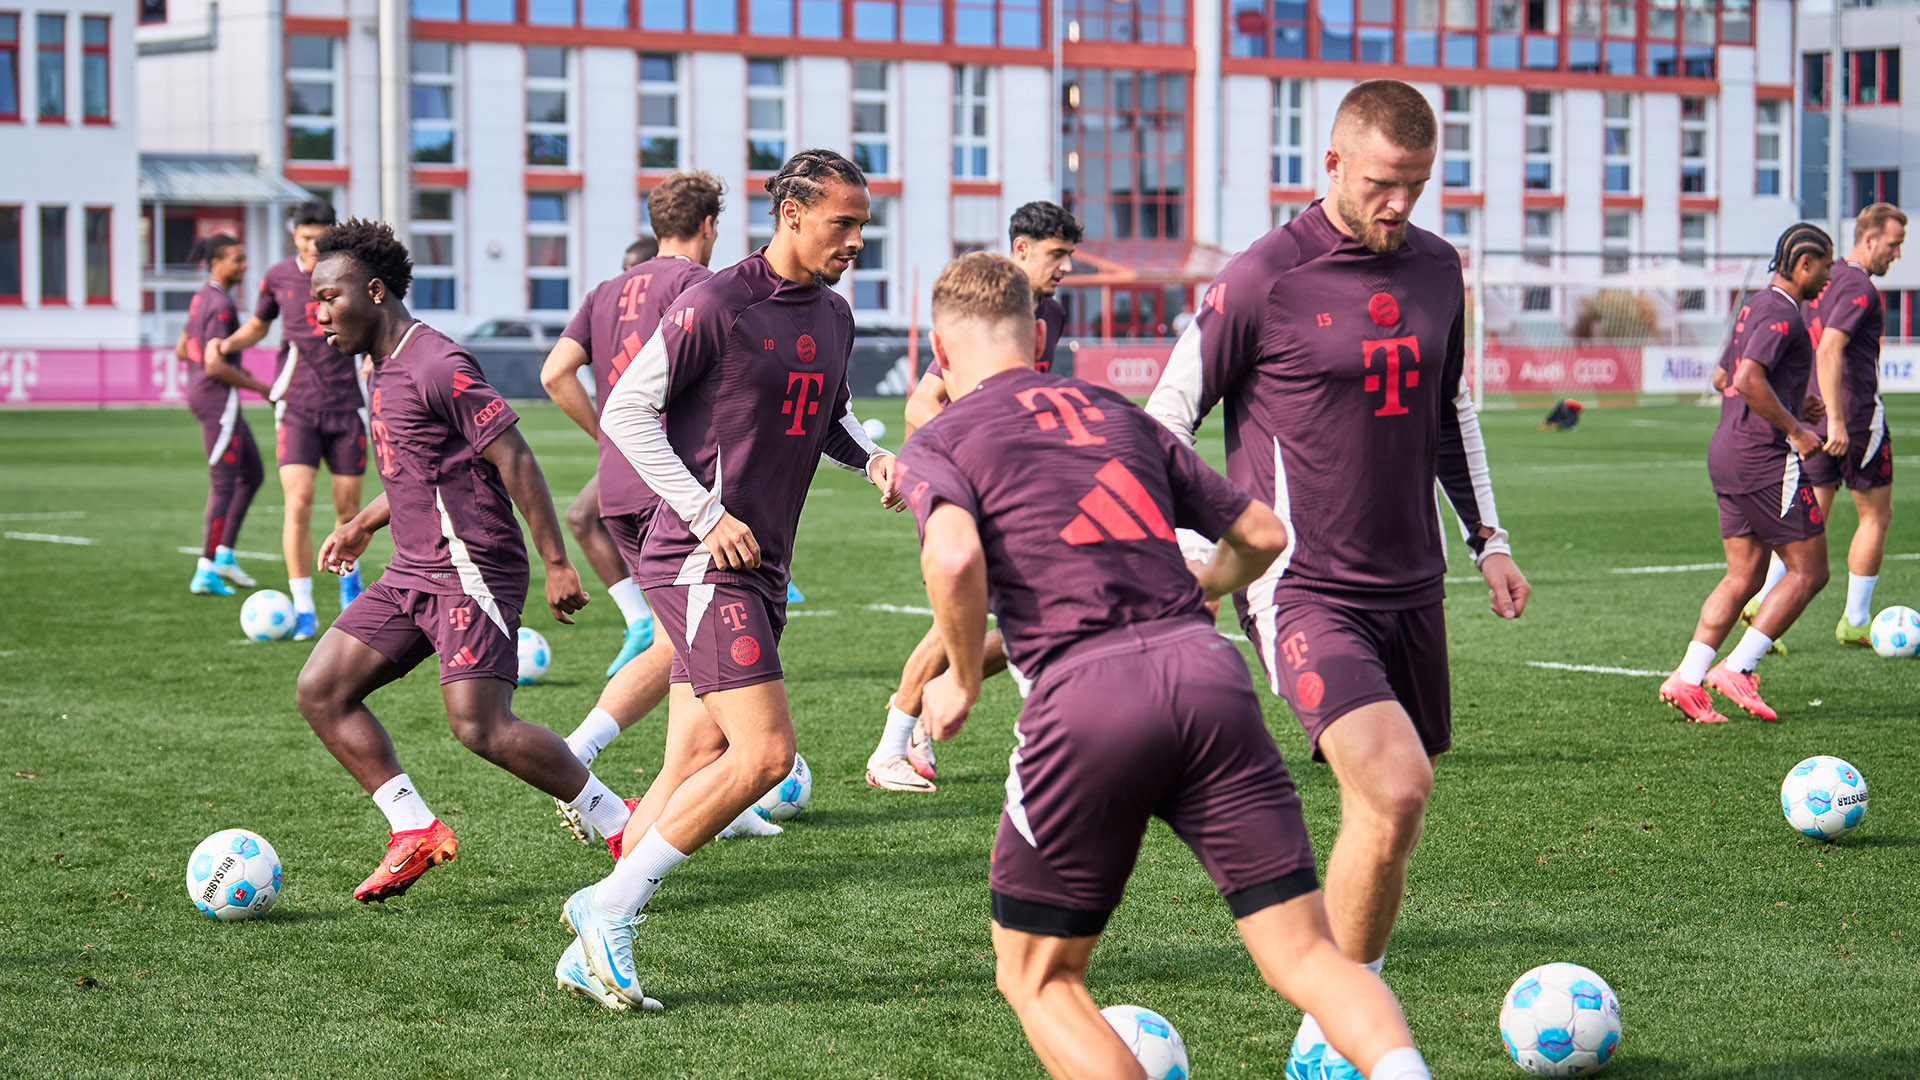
[{"left": 0, "top": 349, "right": 280, "bottom": 406}]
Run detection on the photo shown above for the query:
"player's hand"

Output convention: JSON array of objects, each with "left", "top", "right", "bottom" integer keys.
[
  {"left": 1823, "top": 424, "right": 1849, "bottom": 459},
  {"left": 1479, "top": 552, "right": 1530, "bottom": 619},
  {"left": 922, "top": 671, "right": 977, "bottom": 741},
  {"left": 701, "top": 511, "right": 761, "bottom": 570},
  {"left": 870, "top": 453, "right": 906, "bottom": 512},
  {"left": 1799, "top": 394, "right": 1827, "bottom": 427},
  {"left": 545, "top": 562, "right": 589, "bottom": 624},
  {"left": 1788, "top": 423, "right": 1823, "bottom": 459},
  {"left": 1711, "top": 367, "right": 1729, "bottom": 393},
  {"left": 318, "top": 521, "right": 371, "bottom": 576}
]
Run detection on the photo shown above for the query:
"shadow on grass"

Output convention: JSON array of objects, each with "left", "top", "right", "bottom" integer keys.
[{"left": 1831, "top": 833, "right": 1920, "bottom": 848}]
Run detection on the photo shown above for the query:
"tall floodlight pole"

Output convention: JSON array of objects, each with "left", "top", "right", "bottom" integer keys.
[
  {"left": 379, "top": 0, "right": 410, "bottom": 236},
  {"left": 1827, "top": 0, "right": 1844, "bottom": 237}
]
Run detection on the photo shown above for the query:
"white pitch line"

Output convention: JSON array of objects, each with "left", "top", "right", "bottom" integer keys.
[
  {"left": 866, "top": 602, "right": 936, "bottom": 616},
  {"left": 785, "top": 609, "right": 841, "bottom": 617},
  {"left": 174, "top": 546, "right": 281, "bottom": 561},
  {"left": 0, "top": 511, "right": 86, "bottom": 522},
  {"left": 4, "top": 531, "right": 95, "bottom": 545},
  {"left": 1527, "top": 661, "right": 1666, "bottom": 678},
  {"left": 1611, "top": 562, "right": 1726, "bottom": 575}
]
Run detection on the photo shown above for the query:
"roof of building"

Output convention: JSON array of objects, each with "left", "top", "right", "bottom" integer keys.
[{"left": 139, "top": 154, "right": 314, "bottom": 206}]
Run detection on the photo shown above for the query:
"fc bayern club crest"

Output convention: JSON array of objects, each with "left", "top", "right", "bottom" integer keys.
[
  {"left": 796, "top": 334, "right": 817, "bottom": 363},
  {"left": 1368, "top": 291, "right": 1400, "bottom": 327},
  {"left": 731, "top": 635, "right": 762, "bottom": 666}
]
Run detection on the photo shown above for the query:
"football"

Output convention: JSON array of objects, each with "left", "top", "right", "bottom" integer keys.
[
  {"left": 240, "top": 590, "right": 297, "bottom": 642},
  {"left": 1780, "top": 755, "right": 1868, "bottom": 840},
  {"left": 1869, "top": 606, "right": 1920, "bottom": 658},
  {"left": 1499, "top": 962, "right": 1622, "bottom": 1076},
  {"left": 186, "top": 828, "right": 282, "bottom": 921},
  {"left": 862, "top": 417, "right": 888, "bottom": 442},
  {"left": 1100, "top": 1005, "right": 1190, "bottom": 1080},
  {"left": 517, "top": 627, "right": 551, "bottom": 686},
  {"left": 753, "top": 752, "right": 811, "bottom": 821}
]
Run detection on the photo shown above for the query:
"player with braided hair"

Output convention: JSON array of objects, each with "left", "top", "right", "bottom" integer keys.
[{"left": 1659, "top": 221, "right": 1834, "bottom": 724}]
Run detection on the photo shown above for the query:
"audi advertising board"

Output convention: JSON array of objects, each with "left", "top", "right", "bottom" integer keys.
[{"left": 1069, "top": 344, "right": 1176, "bottom": 396}]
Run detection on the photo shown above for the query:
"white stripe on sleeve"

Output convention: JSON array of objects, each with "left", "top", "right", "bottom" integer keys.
[
  {"left": 600, "top": 324, "right": 725, "bottom": 540},
  {"left": 1145, "top": 320, "right": 1206, "bottom": 447},
  {"left": 1449, "top": 380, "right": 1510, "bottom": 561}
]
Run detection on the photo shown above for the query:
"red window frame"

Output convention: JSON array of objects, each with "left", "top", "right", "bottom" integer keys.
[
  {"left": 81, "top": 15, "right": 107, "bottom": 123},
  {"left": 1060, "top": 66, "right": 1192, "bottom": 243},
  {"left": 0, "top": 14, "right": 18, "bottom": 122},
  {"left": 1846, "top": 48, "right": 1900, "bottom": 106},
  {"left": 39, "top": 204, "right": 68, "bottom": 304},
  {"left": 35, "top": 11, "right": 62, "bottom": 122},
  {"left": 0, "top": 204, "right": 20, "bottom": 304},
  {"left": 84, "top": 205, "right": 110, "bottom": 305},
  {"left": 1804, "top": 52, "right": 1828, "bottom": 110},
  {"left": 1883, "top": 289, "right": 1908, "bottom": 341}
]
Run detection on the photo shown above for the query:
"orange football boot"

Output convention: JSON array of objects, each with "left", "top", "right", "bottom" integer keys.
[
  {"left": 1704, "top": 664, "right": 1779, "bottom": 722},
  {"left": 354, "top": 819, "right": 459, "bottom": 903},
  {"left": 1658, "top": 673, "right": 1729, "bottom": 723}
]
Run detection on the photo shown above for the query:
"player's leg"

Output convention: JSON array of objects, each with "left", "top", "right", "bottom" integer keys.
[
  {"left": 326, "top": 413, "right": 368, "bottom": 608},
  {"left": 588, "top": 500, "right": 659, "bottom": 677},
  {"left": 553, "top": 638, "right": 677, "bottom": 843},
  {"left": 1315, "top": 702, "right": 1433, "bottom": 966},
  {"left": 990, "top": 928, "right": 1142, "bottom": 1080},
  {"left": 1662, "top": 511, "right": 1769, "bottom": 721},
  {"left": 279, "top": 463, "right": 321, "bottom": 630},
  {"left": 205, "top": 420, "right": 264, "bottom": 591},
  {"left": 870, "top": 627, "right": 1009, "bottom": 789},
  {"left": 1839, "top": 483, "right": 1893, "bottom": 642},
  {"left": 191, "top": 460, "right": 238, "bottom": 595},
  {"left": 566, "top": 475, "right": 624, "bottom": 587},
  {"left": 1705, "top": 491, "right": 1828, "bottom": 719}
]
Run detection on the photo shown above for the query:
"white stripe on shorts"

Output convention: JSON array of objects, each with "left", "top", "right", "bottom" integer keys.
[{"left": 207, "top": 386, "right": 239, "bottom": 466}]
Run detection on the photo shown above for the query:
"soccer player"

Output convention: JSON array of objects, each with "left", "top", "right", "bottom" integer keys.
[
  {"left": 212, "top": 200, "right": 369, "bottom": 640},
  {"left": 865, "top": 201, "right": 1082, "bottom": 793},
  {"left": 1144, "top": 80, "right": 1528, "bottom": 1080},
  {"left": 539, "top": 170, "right": 724, "bottom": 840},
  {"left": 178, "top": 235, "right": 274, "bottom": 596},
  {"left": 623, "top": 236, "right": 659, "bottom": 272},
  {"left": 1658, "top": 223, "right": 1834, "bottom": 724},
  {"left": 294, "top": 220, "right": 636, "bottom": 903},
  {"left": 560, "top": 150, "right": 900, "bottom": 1008},
  {"left": 904, "top": 252, "right": 1434, "bottom": 1080},
  {"left": 1744, "top": 204, "right": 1905, "bottom": 647}
]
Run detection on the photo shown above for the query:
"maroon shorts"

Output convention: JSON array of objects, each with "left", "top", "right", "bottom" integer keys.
[
  {"left": 601, "top": 509, "right": 659, "bottom": 580},
  {"left": 276, "top": 405, "right": 367, "bottom": 475},
  {"left": 1802, "top": 428, "right": 1893, "bottom": 492},
  {"left": 332, "top": 579, "right": 520, "bottom": 684},
  {"left": 650, "top": 582, "right": 785, "bottom": 694},
  {"left": 989, "top": 619, "right": 1317, "bottom": 938},
  {"left": 1717, "top": 482, "right": 1825, "bottom": 546},
  {"left": 1243, "top": 597, "right": 1451, "bottom": 763}
]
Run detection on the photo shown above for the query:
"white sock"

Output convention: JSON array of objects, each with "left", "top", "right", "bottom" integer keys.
[
  {"left": 1676, "top": 640, "right": 1717, "bottom": 684},
  {"left": 1725, "top": 626, "right": 1774, "bottom": 674},
  {"left": 1362, "top": 955, "right": 1384, "bottom": 975},
  {"left": 607, "top": 577, "right": 647, "bottom": 627},
  {"left": 566, "top": 707, "right": 622, "bottom": 766},
  {"left": 1294, "top": 1013, "right": 1325, "bottom": 1047},
  {"left": 593, "top": 826, "right": 687, "bottom": 916},
  {"left": 877, "top": 700, "right": 918, "bottom": 759},
  {"left": 1846, "top": 573, "right": 1878, "bottom": 626},
  {"left": 216, "top": 545, "right": 235, "bottom": 560},
  {"left": 1315, "top": 953, "right": 1387, "bottom": 1067},
  {"left": 1753, "top": 554, "right": 1788, "bottom": 607},
  {"left": 569, "top": 773, "right": 631, "bottom": 839},
  {"left": 1369, "top": 1046, "right": 1433, "bottom": 1080},
  {"left": 716, "top": 806, "right": 783, "bottom": 839},
  {"left": 372, "top": 773, "right": 436, "bottom": 832},
  {"left": 290, "top": 576, "right": 315, "bottom": 615},
  {"left": 197, "top": 556, "right": 217, "bottom": 572}
]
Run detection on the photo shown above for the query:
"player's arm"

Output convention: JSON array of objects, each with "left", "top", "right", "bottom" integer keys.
[
  {"left": 319, "top": 491, "right": 389, "bottom": 576},
  {"left": 482, "top": 425, "right": 590, "bottom": 624},
  {"left": 820, "top": 379, "right": 904, "bottom": 511},
  {"left": 216, "top": 315, "right": 274, "bottom": 356},
  {"left": 202, "top": 335, "right": 276, "bottom": 398},
  {"left": 1732, "top": 358, "right": 1823, "bottom": 458},
  {"left": 173, "top": 329, "right": 191, "bottom": 361},
  {"left": 902, "top": 371, "right": 949, "bottom": 438},
  {"left": 1190, "top": 501, "right": 1289, "bottom": 600},
  {"left": 539, "top": 336, "right": 598, "bottom": 440},
  {"left": 917, "top": 502, "right": 988, "bottom": 741},
  {"left": 1435, "top": 301, "right": 1528, "bottom": 619},
  {"left": 1815, "top": 326, "right": 1852, "bottom": 457}
]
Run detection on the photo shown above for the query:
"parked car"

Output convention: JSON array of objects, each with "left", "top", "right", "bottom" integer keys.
[{"left": 464, "top": 317, "right": 571, "bottom": 346}]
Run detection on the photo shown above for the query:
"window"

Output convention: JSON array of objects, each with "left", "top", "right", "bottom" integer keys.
[
  {"left": 526, "top": 47, "right": 570, "bottom": 168},
  {"left": 82, "top": 206, "right": 109, "bottom": 302},
  {"left": 1805, "top": 53, "right": 1829, "bottom": 110},
  {"left": 953, "top": 65, "right": 992, "bottom": 179},
  {"left": 286, "top": 36, "right": 339, "bottom": 162},
  {"left": 1355, "top": 0, "right": 1396, "bottom": 63},
  {"left": 0, "top": 15, "right": 17, "bottom": 121},
  {"left": 1755, "top": 99, "right": 1781, "bottom": 197},
  {"left": 1678, "top": 211, "right": 1708, "bottom": 311},
  {"left": 852, "top": 0, "right": 943, "bottom": 40},
  {"left": 748, "top": 195, "right": 775, "bottom": 251},
  {"left": 638, "top": 53, "right": 681, "bottom": 169},
  {"left": 1847, "top": 49, "right": 1901, "bottom": 106},
  {"left": 1524, "top": 90, "right": 1552, "bottom": 191},
  {"left": 1272, "top": 78, "right": 1307, "bottom": 186},
  {"left": 411, "top": 41, "right": 457, "bottom": 164},
  {"left": 1602, "top": 92, "right": 1631, "bottom": 193},
  {"left": 1679, "top": 95, "right": 1707, "bottom": 195},
  {"left": 141, "top": 0, "right": 166, "bottom": 23},
  {"left": 1442, "top": 207, "right": 1473, "bottom": 246},
  {"left": 852, "top": 196, "right": 889, "bottom": 311},
  {"left": 637, "top": 0, "right": 735, "bottom": 31},
  {"left": 1522, "top": 208, "right": 1554, "bottom": 312},
  {"left": 80, "top": 15, "right": 105, "bottom": 122},
  {"left": 1602, "top": 209, "right": 1633, "bottom": 274},
  {"left": 746, "top": 58, "right": 787, "bottom": 171},
  {"left": 1065, "top": 0, "right": 1184, "bottom": 46},
  {"left": 1442, "top": 86, "right": 1471, "bottom": 188},
  {"left": 1272, "top": 201, "right": 1309, "bottom": 228},
  {"left": 851, "top": 60, "right": 892, "bottom": 176},
  {"left": 1884, "top": 289, "right": 1908, "bottom": 341},
  {"left": 1854, "top": 170, "right": 1900, "bottom": 213},
  {"left": 527, "top": 192, "right": 571, "bottom": 310},
  {"left": 412, "top": 189, "right": 457, "bottom": 310},
  {"left": 36, "top": 13, "right": 61, "bottom": 121},
  {"left": 0, "top": 205, "right": 18, "bottom": 301},
  {"left": 1061, "top": 68, "right": 1187, "bottom": 241},
  {"left": 39, "top": 204, "right": 66, "bottom": 302}
]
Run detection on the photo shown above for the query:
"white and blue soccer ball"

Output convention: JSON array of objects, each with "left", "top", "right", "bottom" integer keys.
[
  {"left": 1100, "top": 1005, "right": 1189, "bottom": 1080},
  {"left": 186, "top": 828, "right": 281, "bottom": 921},
  {"left": 1499, "top": 962, "right": 1622, "bottom": 1076},
  {"left": 753, "top": 752, "right": 811, "bottom": 822},
  {"left": 239, "top": 590, "right": 297, "bottom": 642},
  {"left": 517, "top": 627, "right": 551, "bottom": 686},
  {"left": 862, "top": 417, "right": 888, "bottom": 443},
  {"left": 1781, "top": 755, "right": 1868, "bottom": 840},
  {"left": 1869, "top": 606, "right": 1920, "bottom": 658}
]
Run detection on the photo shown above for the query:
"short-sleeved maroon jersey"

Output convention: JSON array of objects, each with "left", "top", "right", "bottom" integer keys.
[
  {"left": 1709, "top": 286, "right": 1814, "bottom": 495},
  {"left": 256, "top": 256, "right": 366, "bottom": 413},
  {"left": 367, "top": 323, "right": 527, "bottom": 613},
  {"left": 184, "top": 283, "right": 240, "bottom": 403},
  {"left": 930, "top": 295, "right": 1067, "bottom": 377},
  {"left": 1146, "top": 200, "right": 1505, "bottom": 617},
  {"left": 599, "top": 249, "right": 883, "bottom": 603},
  {"left": 1804, "top": 259, "right": 1886, "bottom": 438},
  {"left": 560, "top": 255, "right": 713, "bottom": 516},
  {"left": 900, "top": 369, "right": 1253, "bottom": 677}
]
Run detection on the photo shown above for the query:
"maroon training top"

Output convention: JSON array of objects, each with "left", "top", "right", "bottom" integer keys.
[
  {"left": 1804, "top": 259, "right": 1887, "bottom": 439},
  {"left": 184, "top": 283, "right": 240, "bottom": 409},
  {"left": 930, "top": 295, "right": 1068, "bottom": 377},
  {"left": 257, "top": 256, "right": 365, "bottom": 413},
  {"left": 1709, "top": 286, "right": 1814, "bottom": 496}
]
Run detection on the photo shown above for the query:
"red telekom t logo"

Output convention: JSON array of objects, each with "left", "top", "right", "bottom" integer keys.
[
  {"left": 718, "top": 601, "right": 748, "bottom": 631},
  {"left": 448, "top": 605, "right": 473, "bottom": 631},
  {"left": 1015, "top": 386, "right": 1107, "bottom": 446},
  {"left": 783, "top": 372, "right": 825, "bottom": 435},
  {"left": 1281, "top": 631, "right": 1310, "bottom": 670},
  {"left": 617, "top": 275, "right": 652, "bottom": 322},
  {"left": 1362, "top": 335, "right": 1420, "bottom": 417}
]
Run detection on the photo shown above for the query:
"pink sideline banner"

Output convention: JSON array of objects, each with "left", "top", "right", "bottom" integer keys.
[
  {"left": 0, "top": 348, "right": 280, "bottom": 406},
  {"left": 1468, "top": 344, "right": 1643, "bottom": 394},
  {"left": 1070, "top": 344, "right": 1177, "bottom": 395}
]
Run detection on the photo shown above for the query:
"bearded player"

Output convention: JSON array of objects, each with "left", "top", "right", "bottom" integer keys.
[
  {"left": 865, "top": 201, "right": 1082, "bottom": 793},
  {"left": 559, "top": 150, "right": 901, "bottom": 1009},
  {"left": 295, "top": 220, "right": 638, "bottom": 905},
  {"left": 1658, "top": 223, "right": 1834, "bottom": 724},
  {"left": 1146, "top": 80, "right": 1529, "bottom": 1080},
  {"left": 214, "top": 200, "right": 368, "bottom": 640}
]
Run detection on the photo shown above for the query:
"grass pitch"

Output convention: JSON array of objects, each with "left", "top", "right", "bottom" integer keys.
[{"left": 3, "top": 399, "right": 1919, "bottom": 1079}]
